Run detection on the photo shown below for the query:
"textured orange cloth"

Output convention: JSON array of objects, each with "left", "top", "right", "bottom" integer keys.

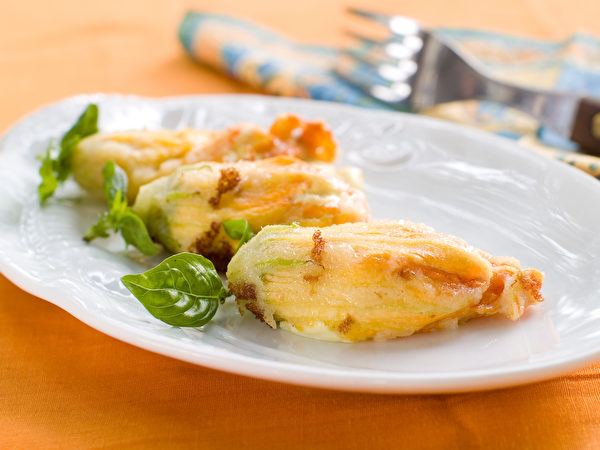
[{"left": 2, "top": 0, "right": 600, "bottom": 448}]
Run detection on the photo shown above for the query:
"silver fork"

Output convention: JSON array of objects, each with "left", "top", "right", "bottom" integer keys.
[{"left": 335, "top": 8, "right": 600, "bottom": 154}]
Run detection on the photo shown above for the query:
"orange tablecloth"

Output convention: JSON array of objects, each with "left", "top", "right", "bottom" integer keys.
[{"left": 2, "top": 1, "right": 600, "bottom": 447}]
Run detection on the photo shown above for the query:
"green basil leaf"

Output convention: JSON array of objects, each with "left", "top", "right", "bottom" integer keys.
[
  {"left": 108, "top": 189, "right": 129, "bottom": 219},
  {"left": 38, "top": 143, "right": 59, "bottom": 205},
  {"left": 38, "top": 104, "right": 99, "bottom": 204},
  {"left": 55, "top": 134, "right": 80, "bottom": 182},
  {"left": 57, "top": 104, "right": 98, "bottom": 181},
  {"left": 121, "top": 253, "right": 228, "bottom": 327},
  {"left": 60, "top": 104, "right": 98, "bottom": 151},
  {"left": 118, "top": 210, "right": 160, "bottom": 255},
  {"left": 85, "top": 161, "right": 159, "bottom": 255},
  {"left": 222, "top": 218, "right": 255, "bottom": 252},
  {"left": 102, "top": 160, "right": 128, "bottom": 205},
  {"left": 83, "top": 213, "right": 111, "bottom": 242}
]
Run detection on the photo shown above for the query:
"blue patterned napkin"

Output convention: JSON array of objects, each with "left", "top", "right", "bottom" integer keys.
[{"left": 179, "top": 12, "right": 600, "bottom": 176}]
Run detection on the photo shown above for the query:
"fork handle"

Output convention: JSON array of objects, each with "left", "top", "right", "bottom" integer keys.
[
  {"left": 479, "top": 75, "right": 600, "bottom": 154},
  {"left": 571, "top": 98, "right": 600, "bottom": 155}
]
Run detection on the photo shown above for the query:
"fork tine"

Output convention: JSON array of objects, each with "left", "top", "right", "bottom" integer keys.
[
  {"left": 344, "top": 29, "right": 423, "bottom": 63},
  {"left": 335, "top": 52, "right": 387, "bottom": 86},
  {"left": 343, "top": 30, "right": 392, "bottom": 59},
  {"left": 344, "top": 29, "right": 380, "bottom": 46},
  {"left": 346, "top": 8, "right": 422, "bottom": 36},
  {"left": 346, "top": 7, "right": 392, "bottom": 25},
  {"left": 344, "top": 47, "right": 390, "bottom": 66},
  {"left": 340, "top": 50, "right": 418, "bottom": 82},
  {"left": 334, "top": 53, "right": 413, "bottom": 108}
]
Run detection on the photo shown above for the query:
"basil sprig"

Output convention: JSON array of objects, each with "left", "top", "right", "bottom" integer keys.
[
  {"left": 38, "top": 104, "right": 98, "bottom": 204},
  {"left": 121, "top": 253, "right": 229, "bottom": 327},
  {"left": 222, "top": 218, "right": 255, "bottom": 252},
  {"left": 84, "top": 160, "right": 159, "bottom": 255}
]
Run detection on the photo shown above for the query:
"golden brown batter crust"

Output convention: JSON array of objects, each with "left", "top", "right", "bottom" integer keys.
[
  {"left": 227, "top": 221, "right": 545, "bottom": 342},
  {"left": 311, "top": 230, "right": 326, "bottom": 264},
  {"left": 338, "top": 315, "right": 355, "bottom": 334},
  {"left": 209, "top": 167, "right": 241, "bottom": 207}
]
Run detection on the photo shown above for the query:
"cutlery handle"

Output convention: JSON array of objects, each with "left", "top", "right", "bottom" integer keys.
[
  {"left": 477, "top": 76, "right": 600, "bottom": 154},
  {"left": 570, "top": 98, "right": 600, "bottom": 155}
]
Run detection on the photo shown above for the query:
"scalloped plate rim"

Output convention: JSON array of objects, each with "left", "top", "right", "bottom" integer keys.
[{"left": 1, "top": 93, "right": 599, "bottom": 394}]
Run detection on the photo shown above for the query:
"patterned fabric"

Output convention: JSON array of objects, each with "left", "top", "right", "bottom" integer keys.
[{"left": 179, "top": 12, "right": 600, "bottom": 177}]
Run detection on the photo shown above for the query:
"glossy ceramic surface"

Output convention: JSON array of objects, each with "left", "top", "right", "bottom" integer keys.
[{"left": 1, "top": 94, "right": 599, "bottom": 393}]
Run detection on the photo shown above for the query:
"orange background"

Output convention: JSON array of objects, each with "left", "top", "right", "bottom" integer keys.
[{"left": 2, "top": 0, "right": 600, "bottom": 448}]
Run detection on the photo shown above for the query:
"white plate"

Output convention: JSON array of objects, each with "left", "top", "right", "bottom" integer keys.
[{"left": 1, "top": 94, "right": 600, "bottom": 394}]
